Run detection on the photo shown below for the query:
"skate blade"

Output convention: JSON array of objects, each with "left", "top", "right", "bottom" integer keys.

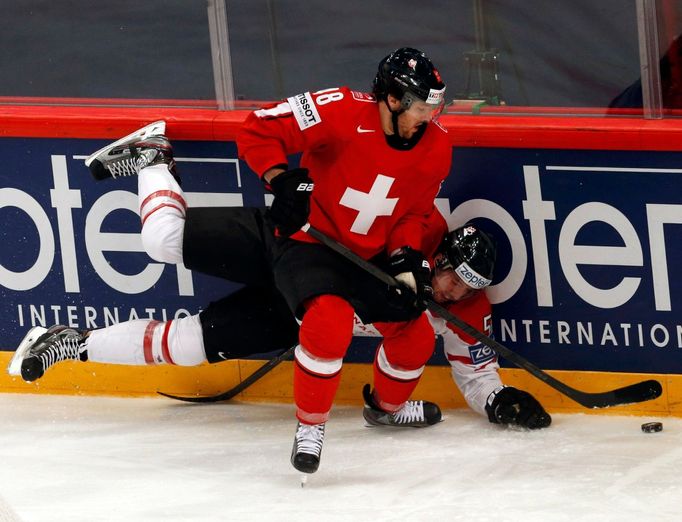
[
  {"left": 7, "top": 326, "right": 48, "bottom": 376},
  {"left": 84, "top": 120, "right": 167, "bottom": 167}
]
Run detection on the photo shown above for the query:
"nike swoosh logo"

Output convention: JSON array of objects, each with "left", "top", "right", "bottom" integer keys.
[
  {"left": 218, "top": 352, "right": 228, "bottom": 360},
  {"left": 356, "top": 125, "right": 375, "bottom": 134}
]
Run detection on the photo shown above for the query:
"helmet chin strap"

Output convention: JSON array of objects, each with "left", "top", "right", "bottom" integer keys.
[
  {"left": 391, "top": 110, "right": 402, "bottom": 136},
  {"left": 382, "top": 97, "right": 425, "bottom": 151},
  {"left": 383, "top": 99, "right": 404, "bottom": 136}
]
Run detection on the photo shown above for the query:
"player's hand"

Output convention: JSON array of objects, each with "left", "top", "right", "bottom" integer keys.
[
  {"left": 267, "top": 168, "right": 313, "bottom": 237},
  {"left": 485, "top": 386, "right": 552, "bottom": 429},
  {"left": 387, "top": 247, "right": 433, "bottom": 312}
]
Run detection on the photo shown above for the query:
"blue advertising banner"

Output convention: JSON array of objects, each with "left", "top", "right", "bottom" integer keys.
[
  {"left": 2, "top": 137, "right": 682, "bottom": 373},
  {"left": 0, "top": 138, "right": 250, "bottom": 351},
  {"left": 441, "top": 148, "right": 682, "bottom": 373}
]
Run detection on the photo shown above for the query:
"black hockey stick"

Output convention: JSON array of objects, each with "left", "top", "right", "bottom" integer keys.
[
  {"left": 301, "top": 224, "right": 662, "bottom": 409},
  {"left": 158, "top": 345, "right": 295, "bottom": 403}
]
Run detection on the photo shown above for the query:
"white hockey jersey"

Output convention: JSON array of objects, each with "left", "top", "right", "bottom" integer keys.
[{"left": 352, "top": 291, "right": 502, "bottom": 416}]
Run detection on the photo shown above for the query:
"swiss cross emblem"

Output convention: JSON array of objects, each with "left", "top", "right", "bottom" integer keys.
[{"left": 339, "top": 175, "right": 399, "bottom": 235}]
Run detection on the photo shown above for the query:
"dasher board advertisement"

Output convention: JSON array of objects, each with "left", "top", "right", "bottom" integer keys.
[{"left": 2, "top": 137, "right": 682, "bottom": 373}]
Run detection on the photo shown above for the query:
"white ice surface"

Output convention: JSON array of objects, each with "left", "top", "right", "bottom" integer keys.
[{"left": 0, "top": 393, "right": 679, "bottom": 522}]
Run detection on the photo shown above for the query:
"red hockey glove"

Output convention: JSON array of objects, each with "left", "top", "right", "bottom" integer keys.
[{"left": 266, "top": 168, "right": 314, "bottom": 237}]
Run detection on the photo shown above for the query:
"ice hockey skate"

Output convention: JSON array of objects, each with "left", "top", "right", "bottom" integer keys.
[
  {"left": 6, "top": 326, "right": 47, "bottom": 377},
  {"left": 7, "top": 325, "right": 87, "bottom": 382},
  {"left": 290, "top": 421, "right": 325, "bottom": 474},
  {"left": 84, "top": 120, "right": 176, "bottom": 180},
  {"left": 362, "top": 384, "right": 442, "bottom": 427}
]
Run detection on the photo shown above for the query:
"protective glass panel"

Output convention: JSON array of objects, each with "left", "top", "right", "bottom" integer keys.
[
  {"left": 224, "top": 1, "right": 472, "bottom": 105},
  {"left": 656, "top": 0, "right": 682, "bottom": 111},
  {"left": 225, "top": 0, "right": 645, "bottom": 116},
  {"left": 0, "top": 0, "right": 215, "bottom": 107},
  {"left": 1, "top": 0, "right": 680, "bottom": 117}
]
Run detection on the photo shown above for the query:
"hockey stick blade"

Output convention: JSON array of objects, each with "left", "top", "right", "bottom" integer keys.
[
  {"left": 565, "top": 379, "right": 662, "bottom": 409},
  {"left": 303, "top": 224, "right": 663, "bottom": 409},
  {"left": 158, "top": 345, "right": 295, "bottom": 403}
]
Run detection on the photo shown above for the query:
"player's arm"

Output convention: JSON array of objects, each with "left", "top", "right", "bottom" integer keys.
[
  {"left": 432, "top": 296, "right": 551, "bottom": 429},
  {"left": 236, "top": 88, "right": 349, "bottom": 236},
  {"left": 384, "top": 159, "right": 450, "bottom": 310},
  {"left": 437, "top": 321, "right": 503, "bottom": 416},
  {"left": 384, "top": 204, "right": 446, "bottom": 315},
  {"left": 387, "top": 205, "right": 447, "bottom": 314}
]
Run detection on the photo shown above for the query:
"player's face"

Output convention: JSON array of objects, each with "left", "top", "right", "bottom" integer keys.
[
  {"left": 397, "top": 100, "right": 442, "bottom": 138},
  {"left": 431, "top": 265, "right": 479, "bottom": 304}
]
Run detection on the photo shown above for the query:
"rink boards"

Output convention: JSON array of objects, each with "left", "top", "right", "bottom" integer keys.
[{"left": 1, "top": 105, "right": 682, "bottom": 415}]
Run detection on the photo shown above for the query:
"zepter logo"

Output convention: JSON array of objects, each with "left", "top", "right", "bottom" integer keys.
[{"left": 454, "top": 262, "right": 492, "bottom": 290}]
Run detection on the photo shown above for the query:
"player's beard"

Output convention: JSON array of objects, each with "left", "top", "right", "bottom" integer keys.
[{"left": 400, "top": 121, "right": 426, "bottom": 139}]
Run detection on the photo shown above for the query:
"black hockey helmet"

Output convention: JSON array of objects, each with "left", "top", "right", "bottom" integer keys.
[
  {"left": 372, "top": 47, "right": 446, "bottom": 111},
  {"left": 436, "top": 224, "right": 497, "bottom": 289}
]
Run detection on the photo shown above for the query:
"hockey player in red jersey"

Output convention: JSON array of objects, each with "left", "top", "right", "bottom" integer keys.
[
  {"left": 236, "top": 47, "right": 451, "bottom": 473},
  {"left": 8, "top": 48, "right": 548, "bottom": 477}
]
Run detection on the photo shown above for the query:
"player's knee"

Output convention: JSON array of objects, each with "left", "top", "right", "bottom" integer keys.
[
  {"left": 382, "top": 315, "right": 435, "bottom": 367},
  {"left": 388, "top": 314, "right": 433, "bottom": 344},
  {"left": 167, "top": 315, "right": 206, "bottom": 366},
  {"left": 299, "top": 294, "right": 354, "bottom": 359},
  {"left": 140, "top": 212, "right": 185, "bottom": 264}
]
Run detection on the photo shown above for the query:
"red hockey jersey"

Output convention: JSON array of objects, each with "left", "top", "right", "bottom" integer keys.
[{"left": 237, "top": 87, "right": 452, "bottom": 259}]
